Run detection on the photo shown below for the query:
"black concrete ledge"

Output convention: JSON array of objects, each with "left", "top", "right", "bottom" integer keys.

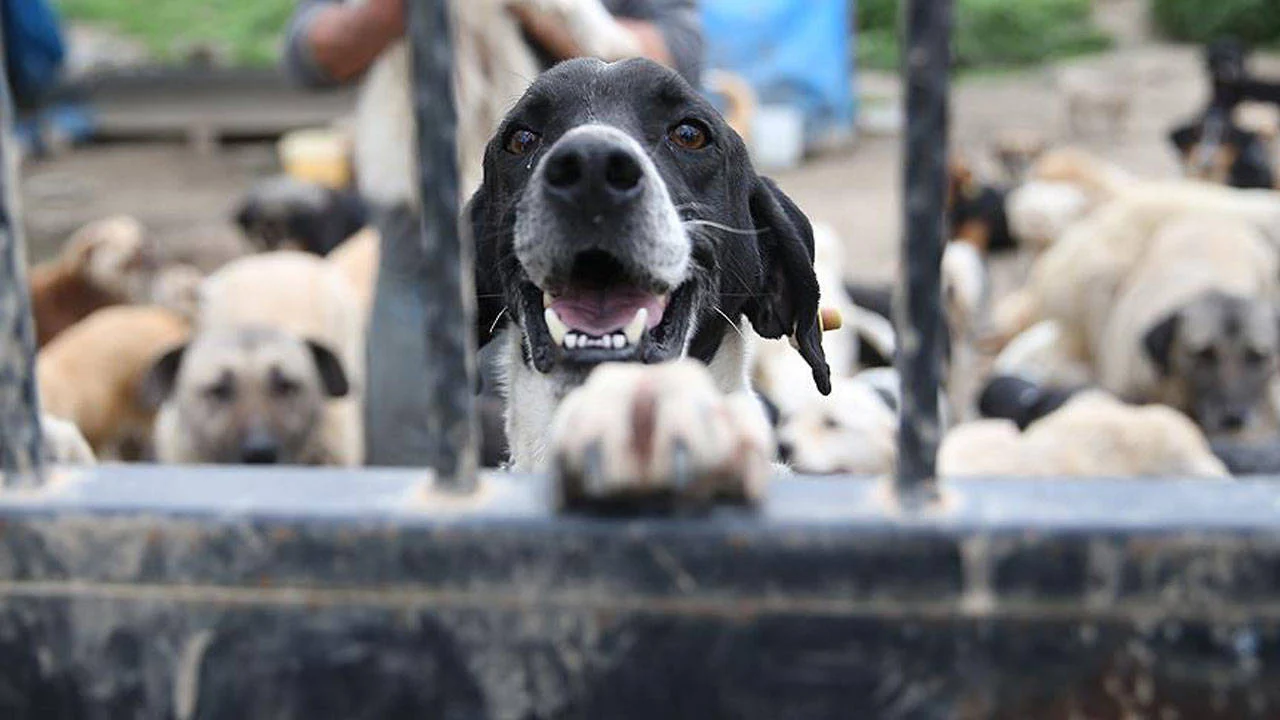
[{"left": 0, "top": 469, "right": 1275, "bottom": 718}]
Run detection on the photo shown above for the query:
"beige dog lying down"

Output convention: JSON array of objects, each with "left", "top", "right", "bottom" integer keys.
[
  {"left": 996, "top": 181, "right": 1280, "bottom": 347},
  {"left": 38, "top": 305, "right": 190, "bottom": 460},
  {"left": 151, "top": 251, "right": 365, "bottom": 466},
  {"left": 1098, "top": 213, "right": 1280, "bottom": 432},
  {"left": 940, "top": 391, "right": 1229, "bottom": 479}
]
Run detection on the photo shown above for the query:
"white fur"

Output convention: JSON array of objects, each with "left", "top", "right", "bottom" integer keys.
[
  {"left": 776, "top": 373, "right": 897, "bottom": 476},
  {"left": 1006, "top": 181, "right": 1092, "bottom": 252},
  {"left": 940, "top": 391, "right": 1229, "bottom": 479},
  {"left": 515, "top": 124, "right": 690, "bottom": 292}
]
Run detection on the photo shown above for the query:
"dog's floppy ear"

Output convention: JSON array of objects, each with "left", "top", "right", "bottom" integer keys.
[
  {"left": 305, "top": 340, "right": 350, "bottom": 398},
  {"left": 140, "top": 344, "right": 188, "bottom": 409},
  {"left": 1143, "top": 310, "right": 1181, "bottom": 376},
  {"left": 744, "top": 176, "right": 831, "bottom": 395},
  {"left": 465, "top": 191, "right": 506, "bottom": 349}
]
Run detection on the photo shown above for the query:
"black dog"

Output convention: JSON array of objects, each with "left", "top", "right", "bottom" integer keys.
[
  {"left": 467, "top": 58, "right": 829, "bottom": 486},
  {"left": 234, "top": 175, "right": 368, "bottom": 256},
  {"left": 1170, "top": 121, "right": 1275, "bottom": 190}
]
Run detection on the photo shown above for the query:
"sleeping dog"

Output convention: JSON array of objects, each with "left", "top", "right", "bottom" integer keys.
[{"left": 470, "top": 58, "right": 830, "bottom": 505}]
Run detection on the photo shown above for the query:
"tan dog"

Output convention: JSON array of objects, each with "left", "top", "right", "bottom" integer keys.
[
  {"left": 147, "top": 325, "right": 352, "bottom": 466},
  {"left": 940, "top": 391, "right": 1229, "bottom": 478},
  {"left": 29, "top": 216, "right": 160, "bottom": 347},
  {"left": 37, "top": 305, "right": 190, "bottom": 460},
  {"left": 1098, "top": 213, "right": 1279, "bottom": 433},
  {"left": 191, "top": 251, "right": 364, "bottom": 465}
]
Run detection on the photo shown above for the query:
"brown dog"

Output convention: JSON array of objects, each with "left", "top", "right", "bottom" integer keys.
[
  {"left": 38, "top": 305, "right": 190, "bottom": 460},
  {"left": 29, "top": 216, "right": 160, "bottom": 348}
]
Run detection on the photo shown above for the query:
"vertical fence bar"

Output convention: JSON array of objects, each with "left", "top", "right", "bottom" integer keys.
[
  {"left": 894, "top": 0, "right": 951, "bottom": 503},
  {"left": 406, "top": 0, "right": 478, "bottom": 490},
  {"left": 0, "top": 32, "right": 43, "bottom": 485}
]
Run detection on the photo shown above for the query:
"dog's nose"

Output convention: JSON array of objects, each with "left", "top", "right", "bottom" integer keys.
[
  {"left": 240, "top": 434, "right": 280, "bottom": 465},
  {"left": 543, "top": 136, "right": 645, "bottom": 206}
]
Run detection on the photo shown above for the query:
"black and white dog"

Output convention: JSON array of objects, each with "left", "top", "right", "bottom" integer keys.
[{"left": 469, "top": 58, "right": 831, "bottom": 503}]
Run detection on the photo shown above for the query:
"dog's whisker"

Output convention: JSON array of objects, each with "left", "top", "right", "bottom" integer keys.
[
  {"left": 488, "top": 307, "right": 509, "bottom": 335},
  {"left": 711, "top": 306, "right": 747, "bottom": 341},
  {"left": 682, "top": 219, "right": 765, "bottom": 236}
]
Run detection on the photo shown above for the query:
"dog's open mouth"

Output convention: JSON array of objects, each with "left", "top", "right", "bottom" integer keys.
[{"left": 525, "top": 250, "right": 694, "bottom": 366}]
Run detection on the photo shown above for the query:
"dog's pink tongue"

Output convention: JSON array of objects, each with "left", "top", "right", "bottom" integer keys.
[{"left": 549, "top": 286, "right": 665, "bottom": 336}]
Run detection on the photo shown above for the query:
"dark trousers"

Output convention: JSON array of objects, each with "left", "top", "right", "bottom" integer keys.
[{"left": 364, "top": 205, "right": 508, "bottom": 468}]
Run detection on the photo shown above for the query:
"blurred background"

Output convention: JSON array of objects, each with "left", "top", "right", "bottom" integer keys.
[{"left": 10, "top": 0, "right": 1280, "bottom": 284}]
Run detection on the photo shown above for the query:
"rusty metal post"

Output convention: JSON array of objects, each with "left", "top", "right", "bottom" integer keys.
[
  {"left": 405, "top": 0, "right": 478, "bottom": 489},
  {"left": 0, "top": 30, "right": 44, "bottom": 485},
  {"left": 894, "top": 0, "right": 951, "bottom": 504}
]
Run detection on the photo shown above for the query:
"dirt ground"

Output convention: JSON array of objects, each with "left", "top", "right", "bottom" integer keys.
[{"left": 20, "top": 43, "right": 1280, "bottom": 284}]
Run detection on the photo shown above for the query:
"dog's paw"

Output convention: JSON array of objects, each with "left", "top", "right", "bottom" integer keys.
[{"left": 551, "top": 359, "right": 773, "bottom": 509}]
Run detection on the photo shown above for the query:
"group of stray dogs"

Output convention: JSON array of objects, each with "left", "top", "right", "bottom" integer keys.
[
  {"left": 30, "top": 144, "right": 1280, "bottom": 482},
  {"left": 25, "top": 54, "right": 1280, "bottom": 488},
  {"left": 30, "top": 214, "right": 377, "bottom": 468}
]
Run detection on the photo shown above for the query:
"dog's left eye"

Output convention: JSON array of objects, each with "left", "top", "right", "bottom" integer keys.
[
  {"left": 505, "top": 128, "right": 541, "bottom": 156},
  {"left": 1244, "top": 347, "right": 1268, "bottom": 366},
  {"left": 669, "top": 120, "right": 710, "bottom": 150}
]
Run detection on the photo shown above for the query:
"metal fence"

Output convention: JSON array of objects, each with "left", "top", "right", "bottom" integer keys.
[{"left": 0, "top": 1, "right": 1276, "bottom": 716}]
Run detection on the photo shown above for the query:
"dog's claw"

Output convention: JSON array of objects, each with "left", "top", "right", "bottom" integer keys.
[
  {"left": 670, "top": 440, "right": 692, "bottom": 491},
  {"left": 580, "top": 441, "right": 605, "bottom": 495}
]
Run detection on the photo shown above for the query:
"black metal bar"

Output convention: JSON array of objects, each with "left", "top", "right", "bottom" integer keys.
[
  {"left": 894, "top": 0, "right": 951, "bottom": 502},
  {"left": 0, "top": 30, "right": 44, "bottom": 484},
  {"left": 404, "top": 0, "right": 478, "bottom": 488},
  {"left": 0, "top": 467, "right": 1279, "bottom": 716}
]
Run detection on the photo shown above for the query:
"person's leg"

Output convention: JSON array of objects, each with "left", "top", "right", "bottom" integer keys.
[{"left": 364, "top": 203, "right": 436, "bottom": 466}]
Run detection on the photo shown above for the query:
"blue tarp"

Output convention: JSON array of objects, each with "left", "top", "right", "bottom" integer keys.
[{"left": 701, "top": 0, "right": 856, "bottom": 145}]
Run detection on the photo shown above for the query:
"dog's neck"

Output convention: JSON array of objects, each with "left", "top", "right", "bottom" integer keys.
[{"left": 499, "top": 319, "right": 755, "bottom": 472}]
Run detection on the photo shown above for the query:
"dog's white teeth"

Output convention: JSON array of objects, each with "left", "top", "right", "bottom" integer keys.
[
  {"left": 564, "top": 333, "right": 579, "bottom": 349},
  {"left": 544, "top": 308, "right": 568, "bottom": 345},
  {"left": 623, "top": 308, "right": 648, "bottom": 346},
  {"left": 543, "top": 292, "right": 554, "bottom": 308},
  {"left": 611, "top": 334, "right": 627, "bottom": 350}
]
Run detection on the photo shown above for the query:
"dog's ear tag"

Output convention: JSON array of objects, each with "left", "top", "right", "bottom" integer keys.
[
  {"left": 819, "top": 307, "right": 843, "bottom": 332},
  {"left": 790, "top": 307, "right": 843, "bottom": 349}
]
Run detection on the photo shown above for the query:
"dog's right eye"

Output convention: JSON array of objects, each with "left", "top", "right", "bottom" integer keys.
[{"left": 505, "top": 128, "right": 541, "bottom": 156}]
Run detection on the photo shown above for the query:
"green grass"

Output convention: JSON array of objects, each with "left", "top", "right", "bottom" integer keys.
[
  {"left": 1151, "top": 0, "right": 1280, "bottom": 46},
  {"left": 53, "top": 0, "right": 295, "bottom": 66},
  {"left": 857, "top": 0, "right": 1112, "bottom": 71}
]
